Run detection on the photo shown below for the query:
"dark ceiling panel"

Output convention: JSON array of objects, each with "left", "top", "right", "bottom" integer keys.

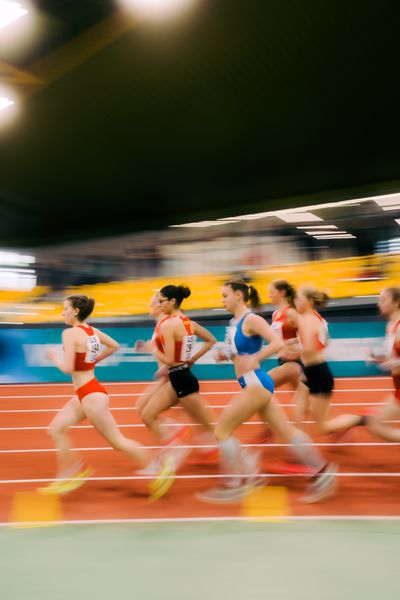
[{"left": 1, "top": 0, "right": 400, "bottom": 246}]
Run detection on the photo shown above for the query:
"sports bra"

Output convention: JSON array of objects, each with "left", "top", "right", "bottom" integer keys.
[
  {"left": 299, "top": 311, "right": 329, "bottom": 351},
  {"left": 271, "top": 306, "right": 297, "bottom": 340},
  {"left": 225, "top": 312, "right": 262, "bottom": 357}
]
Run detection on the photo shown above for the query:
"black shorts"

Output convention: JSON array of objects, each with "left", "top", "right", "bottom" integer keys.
[
  {"left": 303, "top": 362, "right": 334, "bottom": 396},
  {"left": 168, "top": 364, "right": 200, "bottom": 399},
  {"left": 278, "top": 357, "right": 304, "bottom": 370}
]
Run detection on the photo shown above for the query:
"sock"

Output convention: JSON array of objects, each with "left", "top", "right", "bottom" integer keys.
[
  {"left": 219, "top": 438, "right": 243, "bottom": 487},
  {"left": 290, "top": 431, "right": 326, "bottom": 474}
]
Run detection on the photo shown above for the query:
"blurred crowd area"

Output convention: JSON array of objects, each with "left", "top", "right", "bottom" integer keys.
[{"left": 0, "top": 219, "right": 398, "bottom": 322}]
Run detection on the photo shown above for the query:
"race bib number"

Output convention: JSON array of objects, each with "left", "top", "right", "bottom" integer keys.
[
  {"left": 225, "top": 326, "right": 238, "bottom": 358},
  {"left": 180, "top": 335, "right": 197, "bottom": 361},
  {"left": 85, "top": 335, "right": 101, "bottom": 363}
]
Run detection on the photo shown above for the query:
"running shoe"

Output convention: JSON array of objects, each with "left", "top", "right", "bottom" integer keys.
[
  {"left": 196, "top": 482, "right": 256, "bottom": 504},
  {"left": 148, "top": 455, "right": 176, "bottom": 501},
  {"left": 38, "top": 466, "right": 94, "bottom": 495},
  {"left": 300, "top": 463, "right": 338, "bottom": 503}
]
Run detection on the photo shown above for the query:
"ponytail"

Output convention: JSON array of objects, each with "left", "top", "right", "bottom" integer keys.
[
  {"left": 224, "top": 279, "right": 261, "bottom": 310},
  {"left": 385, "top": 287, "right": 400, "bottom": 307},
  {"left": 272, "top": 280, "right": 296, "bottom": 307},
  {"left": 301, "top": 287, "right": 329, "bottom": 309},
  {"left": 66, "top": 295, "right": 95, "bottom": 321},
  {"left": 159, "top": 284, "right": 191, "bottom": 308},
  {"left": 248, "top": 285, "right": 261, "bottom": 310}
]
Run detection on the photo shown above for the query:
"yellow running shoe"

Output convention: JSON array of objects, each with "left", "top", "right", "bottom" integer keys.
[
  {"left": 148, "top": 456, "right": 175, "bottom": 501},
  {"left": 38, "top": 467, "right": 94, "bottom": 495}
]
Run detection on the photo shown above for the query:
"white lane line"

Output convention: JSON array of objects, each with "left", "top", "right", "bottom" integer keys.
[
  {"left": 0, "top": 472, "right": 400, "bottom": 484},
  {"left": 2, "top": 515, "right": 400, "bottom": 526},
  {"left": 0, "top": 402, "right": 388, "bottom": 414},
  {"left": 0, "top": 441, "right": 399, "bottom": 454},
  {"left": 1, "top": 419, "right": 400, "bottom": 427},
  {"left": 1, "top": 419, "right": 399, "bottom": 431},
  {"left": 0, "top": 377, "right": 392, "bottom": 388},
  {"left": 2, "top": 515, "right": 400, "bottom": 527},
  {"left": 0, "top": 389, "right": 394, "bottom": 400}
]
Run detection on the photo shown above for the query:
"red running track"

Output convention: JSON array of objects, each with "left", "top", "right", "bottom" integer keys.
[{"left": 0, "top": 377, "right": 399, "bottom": 524}]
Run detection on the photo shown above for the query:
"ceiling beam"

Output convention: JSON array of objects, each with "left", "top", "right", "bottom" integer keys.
[{"left": 29, "top": 10, "right": 138, "bottom": 88}]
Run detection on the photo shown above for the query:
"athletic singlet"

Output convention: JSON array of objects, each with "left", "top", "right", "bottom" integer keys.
[
  {"left": 74, "top": 325, "right": 101, "bottom": 371},
  {"left": 385, "top": 319, "right": 400, "bottom": 358},
  {"left": 271, "top": 306, "right": 297, "bottom": 340},
  {"left": 154, "top": 314, "right": 197, "bottom": 362},
  {"left": 299, "top": 311, "right": 329, "bottom": 351},
  {"left": 225, "top": 312, "right": 262, "bottom": 357},
  {"left": 152, "top": 315, "right": 170, "bottom": 343}
]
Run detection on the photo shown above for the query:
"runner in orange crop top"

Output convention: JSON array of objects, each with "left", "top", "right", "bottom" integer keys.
[
  {"left": 135, "top": 293, "right": 189, "bottom": 449},
  {"left": 41, "top": 294, "right": 174, "bottom": 499},
  {"left": 366, "top": 287, "right": 400, "bottom": 443},
  {"left": 294, "top": 286, "right": 368, "bottom": 438},
  {"left": 266, "top": 280, "right": 311, "bottom": 432},
  {"left": 135, "top": 285, "right": 219, "bottom": 475}
]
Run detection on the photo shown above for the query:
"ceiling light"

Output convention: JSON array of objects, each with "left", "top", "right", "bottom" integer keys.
[
  {"left": 277, "top": 212, "right": 322, "bottom": 223},
  {"left": 313, "top": 234, "right": 355, "bottom": 239},
  {"left": 304, "top": 230, "right": 347, "bottom": 235},
  {"left": 214, "top": 192, "right": 398, "bottom": 223},
  {"left": 0, "top": 1, "right": 28, "bottom": 30},
  {"left": 0, "top": 96, "right": 14, "bottom": 111},
  {"left": 381, "top": 206, "right": 400, "bottom": 212},
  {"left": 119, "top": 0, "right": 197, "bottom": 21},
  {"left": 170, "top": 220, "right": 239, "bottom": 228},
  {"left": 217, "top": 212, "right": 271, "bottom": 221},
  {"left": 373, "top": 194, "right": 400, "bottom": 207},
  {"left": 296, "top": 225, "right": 338, "bottom": 230}
]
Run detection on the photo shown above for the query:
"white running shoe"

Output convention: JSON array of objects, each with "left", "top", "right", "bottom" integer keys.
[
  {"left": 300, "top": 463, "right": 338, "bottom": 504},
  {"left": 196, "top": 483, "right": 255, "bottom": 504}
]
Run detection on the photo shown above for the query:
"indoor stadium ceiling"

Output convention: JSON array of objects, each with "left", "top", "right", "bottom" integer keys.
[{"left": 1, "top": 0, "right": 400, "bottom": 247}]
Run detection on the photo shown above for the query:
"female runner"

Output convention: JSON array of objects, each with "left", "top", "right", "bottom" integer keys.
[
  {"left": 366, "top": 287, "right": 400, "bottom": 441},
  {"left": 294, "top": 287, "right": 368, "bottom": 436},
  {"left": 198, "top": 279, "right": 337, "bottom": 504},
  {"left": 137, "top": 285, "right": 219, "bottom": 470},
  {"left": 41, "top": 294, "right": 173, "bottom": 498},
  {"left": 135, "top": 292, "right": 188, "bottom": 445}
]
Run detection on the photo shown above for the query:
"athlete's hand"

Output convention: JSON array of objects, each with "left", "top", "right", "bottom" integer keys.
[
  {"left": 135, "top": 339, "right": 153, "bottom": 353},
  {"left": 367, "top": 351, "right": 386, "bottom": 364},
  {"left": 215, "top": 349, "right": 229, "bottom": 363},
  {"left": 45, "top": 349, "right": 58, "bottom": 363}
]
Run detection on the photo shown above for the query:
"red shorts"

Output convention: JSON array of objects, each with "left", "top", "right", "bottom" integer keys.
[
  {"left": 76, "top": 378, "right": 107, "bottom": 402},
  {"left": 392, "top": 376, "right": 400, "bottom": 403}
]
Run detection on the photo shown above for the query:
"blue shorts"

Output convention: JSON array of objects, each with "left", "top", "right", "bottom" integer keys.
[{"left": 237, "top": 369, "right": 275, "bottom": 394}]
